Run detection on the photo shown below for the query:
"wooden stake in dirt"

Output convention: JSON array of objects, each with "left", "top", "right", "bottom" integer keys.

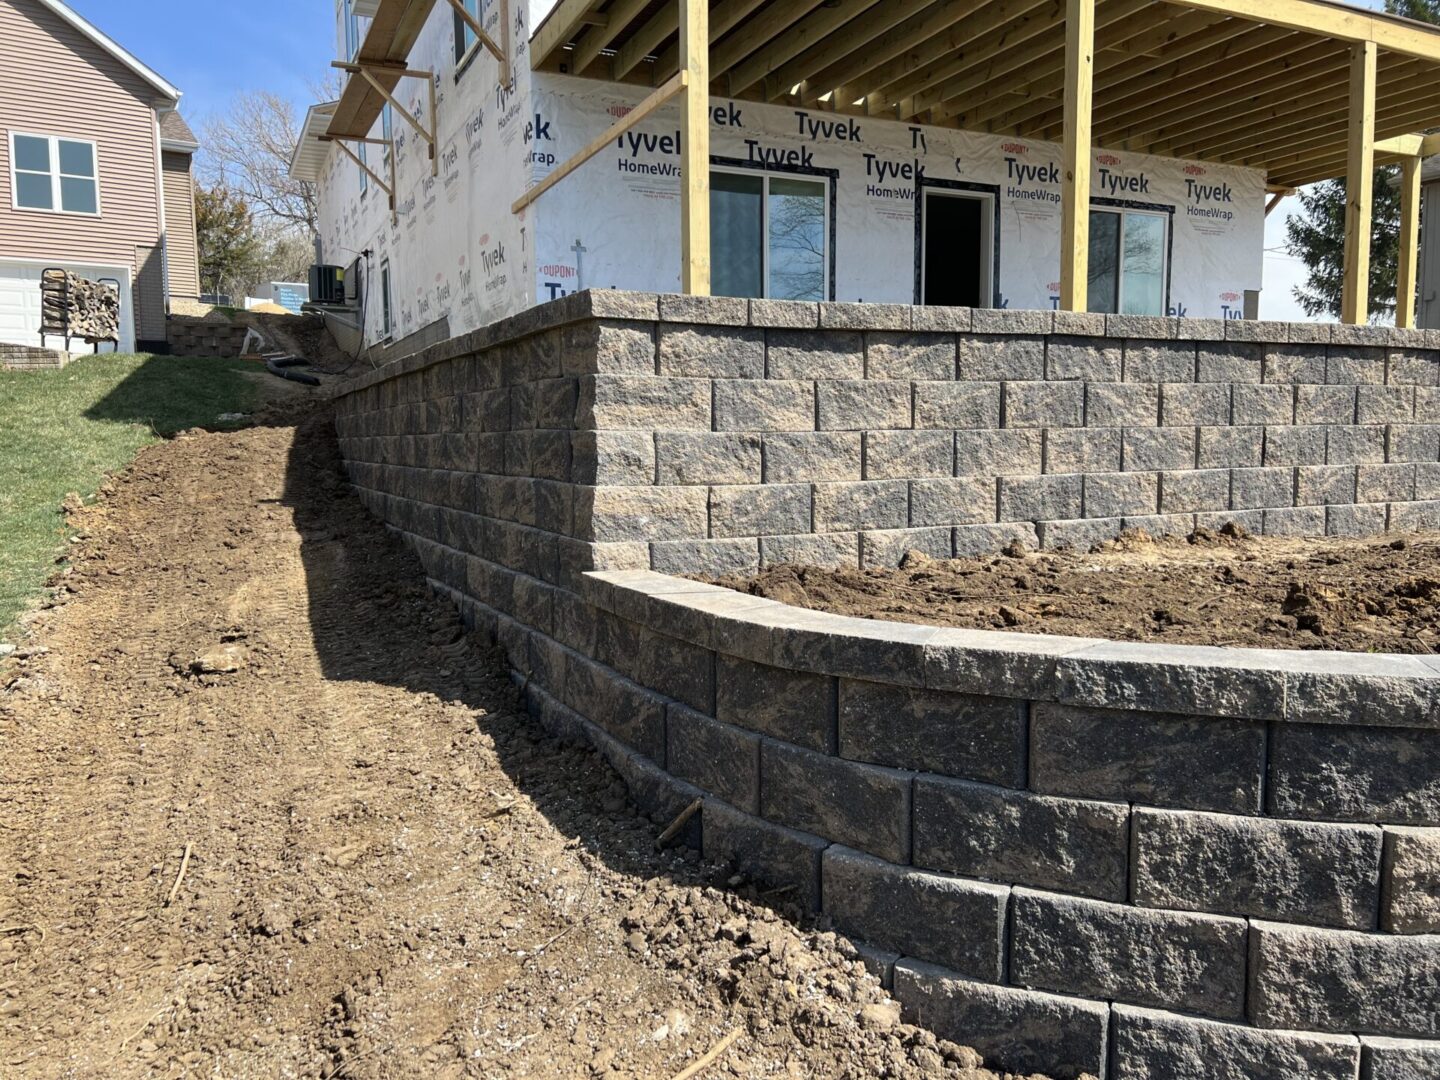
[
  {"left": 165, "top": 842, "right": 193, "bottom": 907},
  {"left": 669, "top": 1028, "right": 741, "bottom": 1080},
  {"left": 655, "top": 798, "right": 702, "bottom": 850}
]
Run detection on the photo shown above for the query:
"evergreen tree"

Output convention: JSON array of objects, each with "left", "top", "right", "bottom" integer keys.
[{"left": 195, "top": 183, "right": 264, "bottom": 303}]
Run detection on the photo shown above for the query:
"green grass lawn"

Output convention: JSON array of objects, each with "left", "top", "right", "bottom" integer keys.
[{"left": 0, "top": 353, "right": 259, "bottom": 639}]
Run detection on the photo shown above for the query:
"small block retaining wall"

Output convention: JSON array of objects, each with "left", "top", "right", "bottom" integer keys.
[
  {"left": 332, "top": 292, "right": 1440, "bottom": 1080},
  {"left": 0, "top": 344, "right": 68, "bottom": 370}
]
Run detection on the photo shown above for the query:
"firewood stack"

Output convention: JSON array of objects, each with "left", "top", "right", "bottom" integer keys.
[{"left": 40, "top": 268, "right": 120, "bottom": 349}]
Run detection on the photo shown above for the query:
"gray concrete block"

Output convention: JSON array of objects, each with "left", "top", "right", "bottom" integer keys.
[
  {"left": 1124, "top": 512, "right": 1197, "bottom": 538},
  {"left": 716, "top": 655, "right": 835, "bottom": 753},
  {"left": 563, "top": 649, "right": 668, "bottom": 763},
  {"left": 666, "top": 704, "right": 760, "bottom": 813},
  {"left": 1111, "top": 1004, "right": 1361, "bottom": 1080},
  {"left": 1249, "top": 919, "right": 1440, "bottom": 1038},
  {"left": 1160, "top": 469, "right": 1231, "bottom": 514},
  {"left": 1031, "top": 702, "right": 1264, "bottom": 814},
  {"left": 655, "top": 432, "right": 761, "bottom": 485},
  {"left": 1390, "top": 499, "right": 1440, "bottom": 530},
  {"left": 1233, "top": 383, "right": 1295, "bottom": 425},
  {"left": 714, "top": 380, "right": 816, "bottom": 431},
  {"left": 1329, "top": 347, "right": 1388, "bottom": 385},
  {"left": 1387, "top": 348, "right": 1440, "bottom": 387},
  {"left": 579, "top": 375, "right": 711, "bottom": 430},
  {"left": 1084, "top": 472, "right": 1158, "bottom": 518},
  {"left": 1047, "top": 336, "right": 1122, "bottom": 381},
  {"left": 913, "top": 381, "right": 1001, "bottom": 429},
  {"left": 709, "top": 483, "right": 812, "bottom": 538},
  {"left": 838, "top": 679, "right": 1026, "bottom": 787},
  {"left": 1416, "top": 386, "right": 1440, "bottom": 422},
  {"left": 659, "top": 293, "right": 747, "bottom": 325},
  {"left": 1328, "top": 503, "right": 1389, "bottom": 537},
  {"left": 1012, "top": 889, "right": 1247, "bottom": 1019},
  {"left": 1387, "top": 425, "right": 1440, "bottom": 463},
  {"left": 973, "top": 308, "right": 1050, "bottom": 334},
  {"left": 1362, "top": 1036, "right": 1440, "bottom": 1080},
  {"left": 957, "top": 428, "right": 1044, "bottom": 475},
  {"left": 1113, "top": 315, "right": 1179, "bottom": 339},
  {"left": 1198, "top": 426, "right": 1264, "bottom": 469},
  {"left": 817, "top": 379, "right": 911, "bottom": 431},
  {"left": 573, "top": 431, "right": 656, "bottom": 486},
  {"left": 852, "top": 942, "right": 899, "bottom": 989},
  {"left": 910, "top": 477, "right": 995, "bottom": 526},
  {"left": 650, "top": 538, "right": 759, "bottom": 578},
  {"left": 1359, "top": 384, "right": 1416, "bottom": 425},
  {"left": 1358, "top": 463, "right": 1417, "bottom": 503},
  {"left": 1125, "top": 340, "right": 1196, "bottom": 382},
  {"left": 657, "top": 324, "right": 764, "bottom": 378},
  {"left": 954, "top": 522, "right": 1039, "bottom": 557},
  {"left": 1086, "top": 382, "right": 1160, "bottom": 427},
  {"left": 767, "top": 329, "right": 863, "bottom": 380},
  {"left": 999, "top": 474, "right": 1083, "bottom": 521},
  {"left": 1124, "top": 427, "right": 1196, "bottom": 471},
  {"left": 1198, "top": 342, "right": 1263, "bottom": 383},
  {"left": 819, "top": 301, "right": 911, "bottom": 330},
  {"left": 763, "top": 431, "right": 862, "bottom": 483},
  {"left": 1132, "top": 806, "right": 1383, "bottom": 929},
  {"left": 865, "top": 332, "right": 956, "bottom": 380},
  {"left": 860, "top": 527, "right": 954, "bottom": 568},
  {"left": 813, "top": 479, "right": 909, "bottom": 532},
  {"left": 564, "top": 320, "right": 657, "bottom": 375},
  {"left": 701, "top": 797, "right": 826, "bottom": 912},
  {"left": 1005, "top": 381, "right": 1084, "bottom": 429},
  {"left": 1045, "top": 427, "right": 1123, "bottom": 474},
  {"left": 1420, "top": 462, "right": 1440, "bottom": 498},
  {"left": 1270, "top": 722, "right": 1440, "bottom": 826},
  {"left": 1231, "top": 466, "right": 1295, "bottom": 509},
  {"left": 759, "top": 532, "right": 859, "bottom": 569},
  {"left": 1038, "top": 517, "right": 1123, "bottom": 552},
  {"left": 1298, "top": 384, "right": 1357, "bottom": 425},
  {"left": 1296, "top": 464, "right": 1358, "bottom": 505},
  {"left": 1264, "top": 343, "right": 1329, "bottom": 384},
  {"left": 1264, "top": 425, "right": 1329, "bottom": 466},
  {"left": 748, "top": 298, "right": 819, "bottom": 329},
  {"left": 893, "top": 961, "right": 1109, "bottom": 1080},
  {"left": 584, "top": 486, "right": 709, "bottom": 542},
  {"left": 760, "top": 740, "right": 911, "bottom": 863},
  {"left": 1264, "top": 506, "right": 1327, "bottom": 537},
  {"left": 864, "top": 430, "right": 953, "bottom": 480},
  {"left": 913, "top": 776, "right": 1129, "bottom": 901},
  {"left": 823, "top": 846, "right": 1007, "bottom": 980},
  {"left": 1163, "top": 383, "right": 1232, "bottom": 426},
  {"left": 958, "top": 334, "right": 1045, "bottom": 381},
  {"left": 1051, "top": 310, "right": 1107, "bottom": 337},
  {"left": 1382, "top": 827, "right": 1440, "bottom": 933},
  {"left": 910, "top": 305, "right": 972, "bottom": 332}
]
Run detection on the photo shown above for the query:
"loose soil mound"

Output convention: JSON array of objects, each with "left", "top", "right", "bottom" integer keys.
[
  {"left": 715, "top": 526, "right": 1440, "bottom": 653},
  {"left": 0, "top": 413, "right": 1044, "bottom": 1079}
]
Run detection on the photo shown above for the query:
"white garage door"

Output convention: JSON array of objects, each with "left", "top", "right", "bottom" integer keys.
[{"left": 0, "top": 260, "right": 135, "bottom": 354}]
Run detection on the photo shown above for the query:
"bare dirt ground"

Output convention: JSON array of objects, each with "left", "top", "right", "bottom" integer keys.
[
  {"left": 716, "top": 526, "right": 1440, "bottom": 653},
  {"left": 0, "top": 411, "right": 1043, "bottom": 1079}
]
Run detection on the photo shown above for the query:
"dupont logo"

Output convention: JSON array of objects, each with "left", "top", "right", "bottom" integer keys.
[
  {"left": 1047, "top": 281, "right": 1062, "bottom": 293},
  {"left": 1185, "top": 164, "right": 1207, "bottom": 176},
  {"left": 607, "top": 104, "right": 633, "bottom": 119},
  {"left": 1220, "top": 291, "right": 1241, "bottom": 303},
  {"left": 478, "top": 234, "right": 490, "bottom": 246},
  {"left": 539, "top": 264, "right": 576, "bottom": 278},
  {"left": 1001, "top": 141, "right": 1029, "bottom": 155},
  {"left": 1096, "top": 153, "right": 1121, "bottom": 166}
]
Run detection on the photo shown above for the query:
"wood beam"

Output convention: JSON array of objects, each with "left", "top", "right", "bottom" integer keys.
[
  {"left": 726, "top": 0, "right": 884, "bottom": 97},
  {"left": 439, "top": 0, "right": 509, "bottom": 80},
  {"left": 335, "top": 60, "right": 439, "bottom": 175},
  {"left": 532, "top": 0, "right": 596, "bottom": 68},
  {"left": 763, "top": 0, "right": 943, "bottom": 105},
  {"left": 570, "top": 0, "right": 649, "bottom": 75},
  {"left": 1398, "top": 153, "right": 1422, "bottom": 329},
  {"left": 1061, "top": 0, "right": 1095, "bottom": 313},
  {"left": 1343, "top": 40, "right": 1377, "bottom": 325},
  {"left": 615, "top": 0, "right": 768, "bottom": 82},
  {"left": 680, "top": 0, "right": 711, "bottom": 295},
  {"left": 331, "top": 137, "right": 393, "bottom": 201},
  {"left": 1265, "top": 191, "right": 1292, "bottom": 217},
  {"left": 1154, "top": 0, "right": 1440, "bottom": 64}
]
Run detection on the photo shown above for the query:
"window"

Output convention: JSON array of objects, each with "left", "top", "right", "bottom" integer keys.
[
  {"left": 455, "top": 0, "right": 482, "bottom": 64},
  {"left": 1087, "top": 207, "right": 1167, "bottom": 316},
  {"left": 343, "top": 0, "right": 360, "bottom": 60},
  {"left": 10, "top": 133, "right": 99, "bottom": 214},
  {"left": 710, "top": 169, "right": 827, "bottom": 302},
  {"left": 358, "top": 141, "right": 368, "bottom": 195},
  {"left": 379, "top": 259, "right": 393, "bottom": 338},
  {"left": 381, "top": 104, "right": 393, "bottom": 178}
]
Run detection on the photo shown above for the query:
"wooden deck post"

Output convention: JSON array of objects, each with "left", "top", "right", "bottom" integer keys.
[
  {"left": 1060, "top": 0, "right": 1095, "bottom": 313},
  {"left": 679, "top": 0, "right": 711, "bottom": 296},
  {"left": 1341, "top": 40, "right": 1377, "bottom": 325},
  {"left": 1398, "top": 154, "right": 1422, "bottom": 330}
]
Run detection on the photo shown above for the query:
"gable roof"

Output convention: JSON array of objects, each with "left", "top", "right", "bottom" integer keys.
[
  {"left": 159, "top": 109, "right": 199, "bottom": 152},
  {"left": 32, "top": 0, "right": 180, "bottom": 104}
]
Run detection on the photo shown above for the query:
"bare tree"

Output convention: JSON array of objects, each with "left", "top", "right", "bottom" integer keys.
[{"left": 200, "top": 91, "right": 318, "bottom": 235}]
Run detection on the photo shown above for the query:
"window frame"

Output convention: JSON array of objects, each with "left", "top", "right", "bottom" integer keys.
[
  {"left": 1087, "top": 203, "right": 1172, "bottom": 317},
  {"left": 343, "top": 0, "right": 361, "bottom": 60},
  {"left": 710, "top": 163, "right": 832, "bottom": 303},
  {"left": 379, "top": 257, "right": 393, "bottom": 340},
  {"left": 917, "top": 182, "right": 1000, "bottom": 309},
  {"left": 9, "top": 131, "right": 101, "bottom": 217},
  {"left": 454, "top": 0, "right": 483, "bottom": 70},
  {"left": 358, "top": 140, "right": 368, "bottom": 196}
]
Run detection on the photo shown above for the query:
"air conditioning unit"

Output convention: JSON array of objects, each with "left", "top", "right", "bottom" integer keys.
[{"left": 308, "top": 264, "right": 345, "bottom": 306}]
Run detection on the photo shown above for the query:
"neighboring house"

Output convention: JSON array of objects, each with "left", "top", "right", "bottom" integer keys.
[{"left": 0, "top": 0, "right": 200, "bottom": 353}]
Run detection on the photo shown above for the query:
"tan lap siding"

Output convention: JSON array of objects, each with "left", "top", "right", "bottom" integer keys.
[{"left": 161, "top": 152, "right": 199, "bottom": 302}]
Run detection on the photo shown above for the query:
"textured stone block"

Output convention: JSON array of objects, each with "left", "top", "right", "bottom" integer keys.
[
  {"left": 1045, "top": 427, "right": 1123, "bottom": 474},
  {"left": 1124, "top": 512, "right": 1197, "bottom": 537},
  {"left": 1264, "top": 343, "right": 1328, "bottom": 384},
  {"left": 1231, "top": 466, "right": 1295, "bottom": 509},
  {"left": 1012, "top": 889, "right": 1247, "bottom": 1018},
  {"left": 1084, "top": 471, "right": 1158, "bottom": 518},
  {"left": 748, "top": 298, "right": 819, "bottom": 329},
  {"left": 839, "top": 679, "right": 1025, "bottom": 787},
  {"left": 701, "top": 797, "right": 826, "bottom": 911},
  {"left": 1047, "top": 336, "right": 1122, "bottom": 381},
  {"left": 585, "top": 486, "right": 708, "bottom": 542},
  {"left": 1296, "top": 464, "right": 1358, "bottom": 505},
  {"left": 1416, "top": 386, "right": 1440, "bottom": 422},
  {"left": 860, "top": 526, "right": 954, "bottom": 568},
  {"left": 813, "top": 480, "right": 908, "bottom": 532},
  {"left": 709, "top": 484, "right": 812, "bottom": 538},
  {"left": 656, "top": 324, "right": 764, "bottom": 378},
  {"left": 958, "top": 334, "right": 1044, "bottom": 380},
  {"left": 1086, "top": 382, "right": 1160, "bottom": 427},
  {"left": 956, "top": 428, "right": 1044, "bottom": 475},
  {"left": 1390, "top": 499, "right": 1440, "bottom": 530},
  {"left": 910, "top": 306, "right": 973, "bottom": 332},
  {"left": 655, "top": 432, "right": 761, "bottom": 485},
  {"left": 954, "top": 522, "right": 1038, "bottom": 557},
  {"left": 563, "top": 650, "right": 667, "bottom": 762},
  {"left": 1198, "top": 342, "right": 1263, "bottom": 383},
  {"left": 816, "top": 379, "right": 911, "bottom": 431},
  {"left": 766, "top": 329, "right": 863, "bottom": 380},
  {"left": 716, "top": 655, "right": 835, "bottom": 753},
  {"left": 650, "top": 538, "right": 759, "bottom": 578},
  {"left": 823, "top": 847, "right": 1007, "bottom": 980},
  {"left": 579, "top": 375, "right": 711, "bottom": 430},
  {"left": 1265, "top": 506, "right": 1327, "bottom": 537},
  {"left": 1233, "top": 383, "right": 1295, "bottom": 425},
  {"left": 1359, "top": 384, "right": 1416, "bottom": 425},
  {"left": 1383, "top": 827, "right": 1440, "bottom": 933},
  {"left": 1052, "top": 310, "right": 1107, "bottom": 336},
  {"left": 913, "top": 381, "right": 1001, "bottom": 429},
  {"left": 1387, "top": 348, "right": 1440, "bottom": 386},
  {"left": 1197, "top": 426, "right": 1264, "bottom": 469},
  {"left": 1264, "top": 425, "right": 1329, "bottom": 466},
  {"left": 864, "top": 430, "right": 953, "bottom": 480},
  {"left": 1125, "top": 340, "right": 1196, "bottom": 382},
  {"left": 1124, "top": 427, "right": 1196, "bottom": 471},
  {"left": 563, "top": 319, "right": 657, "bottom": 375},
  {"left": 1419, "top": 462, "right": 1440, "bottom": 498},
  {"left": 1358, "top": 462, "right": 1417, "bottom": 502},
  {"left": 1249, "top": 920, "right": 1440, "bottom": 1038},
  {"left": 1038, "top": 517, "right": 1122, "bottom": 552},
  {"left": 999, "top": 474, "right": 1083, "bottom": 522},
  {"left": 1005, "top": 381, "right": 1084, "bottom": 429},
  {"left": 865, "top": 332, "right": 955, "bottom": 380},
  {"left": 1388, "top": 425, "right": 1440, "bottom": 464},
  {"left": 1329, "top": 347, "right": 1388, "bottom": 384},
  {"left": 1112, "top": 1004, "right": 1361, "bottom": 1080},
  {"left": 1132, "top": 806, "right": 1383, "bottom": 929},
  {"left": 893, "top": 962, "right": 1109, "bottom": 1080},
  {"left": 1362, "top": 1036, "right": 1440, "bottom": 1080},
  {"left": 659, "top": 294, "right": 746, "bottom": 324},
  {"left": 666, "top": 705, "right": 760, "bottom": 813},
  {"left": 820, "top": 302, "right": 910, "bottom": 330},
  {"left": 759, "top": 532, "right": 859, "bottom": 568},
  {"left": 913, "top": 776, "right": 1129, "bottom": 901},
  {"left": 1297, "top": 384, "right": 1357, "bottom": 425},
  {"left": 1160, "top": 469, "right": 1230, "bottom": 514},
  {"left": 909, "top": 477, "right": 994, "bottom": 526},
  {"left": 574, "top": 431, "right": 656, "bottom": 485},
  {"left": 1328, "top": 503, "right": 1389, "bottom": 537},
  {"left": 713, "top": 380, "right": 815, "bottom": 432},
  {"left": 763, "top": 431, "right": 862, "bottom": 483},
  {"left": 1270, "top": 722, "right": 1440, "bottom": 826},
  {"left": 1031, "top": 702, "right": 1264, "bottom": 813},
  {"left": 1162, "top": 383, "right": 1232, "bottom": 426},
  {"left": 761, "top": 740, "right": 911, "bottom": 863}
]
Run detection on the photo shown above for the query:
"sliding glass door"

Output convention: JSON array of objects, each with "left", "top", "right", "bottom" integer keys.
[
  {"left": 711, "top": 168, "right": 828, "bottom": 302},
  {"left": 1087, "top": 207, "right": 1168, "bottom": 316}
]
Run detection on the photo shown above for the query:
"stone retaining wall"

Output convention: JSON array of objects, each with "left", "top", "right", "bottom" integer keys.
[
  {"left": 331, "top": 292, "right": 1440, "bottom": 1078},
  {"left": 165, "top": 317, "right": 248, "bottom": 358},
  {"left": 0, "top": 344, "right": 68, "bottom": 370}
]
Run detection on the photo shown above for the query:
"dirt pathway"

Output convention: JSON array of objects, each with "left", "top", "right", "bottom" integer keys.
[{"left": 0, "top": 414, "right": 1027, "bottom": 1079}]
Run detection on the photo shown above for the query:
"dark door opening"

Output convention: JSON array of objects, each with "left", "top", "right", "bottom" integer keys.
[{"left": 922, "top": 191, "right": 989, "bottom": 307}]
